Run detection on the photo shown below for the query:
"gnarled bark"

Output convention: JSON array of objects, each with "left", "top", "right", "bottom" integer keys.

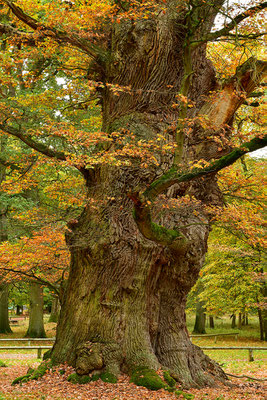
[
  {"left": 3, "top": 0, "right": 267, "bottom": 390},
  {"left": 51, "top": 8, "right": 266, "bottom": 388}
]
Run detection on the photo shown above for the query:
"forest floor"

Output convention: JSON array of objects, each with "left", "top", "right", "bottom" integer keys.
[{"left": 0, "top": 315, "right": 266, "bottom": 400}]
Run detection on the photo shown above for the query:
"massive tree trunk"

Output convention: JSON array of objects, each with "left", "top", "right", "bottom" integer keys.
[
  {"left": 8, "top": 0, "right": 262, "bottom": 389},
  {"left": 25, "top": 282, "right": 46, "bottom": 338},
  {"left": 51, "top": 7, "right": 229, "bottom": 388}
]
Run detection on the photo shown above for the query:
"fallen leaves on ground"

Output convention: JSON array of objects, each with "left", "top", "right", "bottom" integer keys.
[{"left": 0, "top": 361, "right": 266, "bottom": 400}]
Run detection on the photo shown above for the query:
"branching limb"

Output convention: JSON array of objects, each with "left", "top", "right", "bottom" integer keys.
[
  {"left": 130, "top": 58, "right": 266, "bottom": 249},
  {"left": 2, "top": 0, "right": 107, "bottom": 61},
  {"left": 0, "top": 123, "right": 67, "bottom": 161},
  {"left": 0, "top": 22, "right": 37, "bottom": 46},
  {"left": 129, "top": 134, "right": 266, "bottom": 249},
  {"left": 191, "top": 1, "right": 267, "bottom": 47},
  {"left": 0, "top": 266, "right": 60, "bottom": 295},
  {"left": 144, "top": 135, "right": 267, "bottom": 201}
]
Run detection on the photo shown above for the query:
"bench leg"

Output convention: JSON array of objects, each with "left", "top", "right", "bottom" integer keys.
[
  {"left": 37, "top": 348, "right": 42, "bottom": 359},
  {"left": 248, "top": 349, "right": 254, "bottom": 362}
]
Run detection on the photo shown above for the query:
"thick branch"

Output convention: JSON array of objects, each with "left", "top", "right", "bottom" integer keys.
[
  {"left": 2, "top": 1, "right": 106, "bottom": 60},
  {"left": 131, "top": 57, "right": 266, "bottom": 249},
  {"left": 144, "top": 135, "right": 267, "bottom": 201},
  {"left": 198, "top": 58, "right": 267, "bottom": 129},
  {"left": 192, "top": 1, "right": 267, "bottom": 46},
  {"left": 0, "top": 123, "right": 66, "bottom": 161}
]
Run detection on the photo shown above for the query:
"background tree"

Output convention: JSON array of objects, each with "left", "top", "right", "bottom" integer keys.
[
  {"left": 0, "top": 0, "right": 266, "bottom": 388},
  {"left": 25, "top": 281, "right": 46, "bottom": 338},
  {"left": 0, "top": 136, "right": 12, "bottom": 333},
  {"left": 192, "top": 281, "right": 207, "bottom": 334},
  {"left": 196, "top": 157, "right": 266, "bottom": 339}
]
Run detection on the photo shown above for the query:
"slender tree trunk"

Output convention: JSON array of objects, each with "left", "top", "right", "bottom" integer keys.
[
  {"left": 16, "top": 305, "right": 23, "bottom": 316},
  {"left": 231, "top": 314, "right": 236, "bottom": 329},
  {"left": 209, "top": 316, "right": 215, "bottom": 329},
  {"left": 258, "top": 308, "right": 264, "bottom": 341},
  {"left": 193, "top": 301, "right": 206, "bottom": 334},
  {"left": 0, "top": 143, "right": 12, "bottom": 334},
  {"left": 238, "top": 313, "right": 242, "bottom": 330},
  {"left": 25, "top": 282, "right": 46, "bottom": 338},
  {"left": 264, "top": 310, "right": 267, "bottom": 342},
  {"left": 245, "top": 313, "right": 248, "bottom": 326},
  {"left": 258, "top": 268, "right": 267, "bottom": 341},
  {"left": 49, "top": 296, "right": 60, "bottom": 323},
  {"left": 0, "top": 284, "right": 12, "bottom": 333}
]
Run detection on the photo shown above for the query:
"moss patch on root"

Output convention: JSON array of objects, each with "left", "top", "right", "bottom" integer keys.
[
  {"left": 175, "top": 390, "right": 194, "bottom": 399},
  {"left": 163, "top": 370, "right": 176, "bottom": 388},
  {"left": 100, "top": 372, "right": 117, "bottom": 383},
  {"left": 90, "top": 372, "right": 117, "bottom": 383},
  {"left": 12, "top": 361, "right": 53, "bottom": 385},
  {"left": 130, "top": 367, "right": 167, "bottom": 391},
  {"left": 67, "top": 373, "right": 91, "bottom": 384}
]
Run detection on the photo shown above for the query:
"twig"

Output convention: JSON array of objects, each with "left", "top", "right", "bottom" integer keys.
[{"left": 226, "top": 372, "right": 267, "bottom": 382}]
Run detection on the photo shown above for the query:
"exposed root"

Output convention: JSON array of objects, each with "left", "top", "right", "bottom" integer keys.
[
  {"left": 12, "top": 361, "right": 53, "bottom": 385},
  {"left": 226, "top": 373, "right": 267, "bottom": 382}
]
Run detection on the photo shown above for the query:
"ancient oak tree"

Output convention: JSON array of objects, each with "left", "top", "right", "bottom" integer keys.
[{"left": 0, "top": 0, "right": 266, "bottom": 388}]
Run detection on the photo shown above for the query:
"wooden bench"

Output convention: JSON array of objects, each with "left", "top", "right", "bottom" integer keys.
[
  {"left": 0, "top": 345, "right": 52, "bottom": 359},
  {"left": 201, "top": 346, "right": 267, "bottom": 362},
  {"left": 190, "top": 332, "right": 239, "bottom": 343},
  {"left": 9, "top": 320, "right": 19, "bottom": 325},
  {"left": 0, "top": 338, "right": 55, "bottom": 358}
]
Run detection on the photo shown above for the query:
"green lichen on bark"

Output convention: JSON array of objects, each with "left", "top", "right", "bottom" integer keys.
[{"left": 130, "top": 367, "right": 167, "bottom": 391}]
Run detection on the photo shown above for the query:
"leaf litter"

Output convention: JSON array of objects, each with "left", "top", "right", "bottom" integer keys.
[{"left": 0, "top": 361, "right": 266, "bottom": 400}]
